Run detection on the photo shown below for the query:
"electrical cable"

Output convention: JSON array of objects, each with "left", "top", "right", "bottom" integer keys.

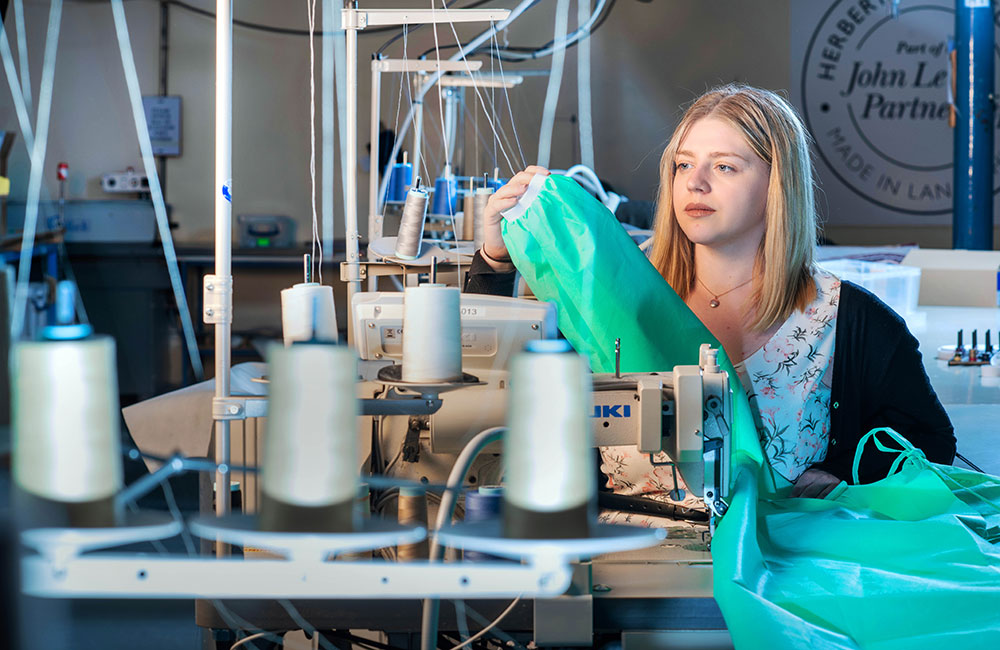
[
  {"left": 322, "top": 630, "right": 410, "bottom": 650},
  {"left": 277, "top": 600, "right": 339, "bottom": 650},
  {"left": 230, "top": 631, "right": 283, "bottom": 650},
  {"left": 418, "top": 0, "right": 618, "bottom": 62},
  {"left": 445, "top": 597, "right": 522, "bottom": 650},
  {"left": 419, "top": 427, "right": 506, "bottom": 650}
]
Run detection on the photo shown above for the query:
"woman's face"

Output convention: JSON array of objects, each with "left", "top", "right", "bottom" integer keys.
[{"left": 671, "top": 117, "right": 771, "bottom": 255}]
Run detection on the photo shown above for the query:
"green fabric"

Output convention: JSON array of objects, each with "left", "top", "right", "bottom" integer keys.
[{"left": 500, "top": 173, "right": 1000, "bottom": 649}]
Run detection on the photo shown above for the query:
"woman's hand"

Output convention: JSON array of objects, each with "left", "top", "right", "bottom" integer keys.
[
  {"left": 480, "top": 166, "right": 550, "bottom": 269},
  {"left": 790, "top": 468, "right": 841, "bottom": 499}
]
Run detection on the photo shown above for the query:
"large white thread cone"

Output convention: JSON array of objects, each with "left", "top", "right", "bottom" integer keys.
[{"left": 401, "top": 284, "right": 462, "bottom": 383}]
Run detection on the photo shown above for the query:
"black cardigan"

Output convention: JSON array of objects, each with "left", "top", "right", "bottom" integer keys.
[
  {"left": 464, "top": 253, "right": 956, "bottom": 484},
  {"left": 818, "top": 280, "right": 955, "bottom": 482}
]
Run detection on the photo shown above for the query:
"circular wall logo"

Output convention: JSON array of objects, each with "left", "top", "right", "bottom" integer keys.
[{"left": 801, "top": 1, "right": 1000, "bottom": 215}]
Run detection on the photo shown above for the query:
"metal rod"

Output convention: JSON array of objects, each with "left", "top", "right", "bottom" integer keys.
[
  {"left": 345, "top": 14, "right": 361, "bottom": 344},
  {"left": 214, "top": 0, "right": 233, "bottom": 552},
  {"left": 303, "top": 253, "right": 312, "bottom": 283},
  {"left": 369, "top": 58, "right": 383, "bottom": 243},
  {"left": 615, "top": 338, "right": 621, "bottom": 378},
  {"left": 412, "top": 76, "right": 424, "bottom": 188}
]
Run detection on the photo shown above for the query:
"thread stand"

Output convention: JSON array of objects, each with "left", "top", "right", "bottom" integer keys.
[
  {"left": 375, "top": 364, "right": 484, "bottom": 398},
  {"left": 20, "top": 511, "right": 183, "bottom": 564},
  {"left": 188, "top": 514, "right": 426, "bottom": 562},
  {"left": 435, "top": 519, "right": 667, "bottom": 563}
]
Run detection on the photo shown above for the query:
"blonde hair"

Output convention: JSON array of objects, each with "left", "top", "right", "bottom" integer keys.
[{"left": 648, "top": 84, "right": 817, "bottom": 332}]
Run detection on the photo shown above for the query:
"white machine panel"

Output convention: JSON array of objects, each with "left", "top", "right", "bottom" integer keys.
[{"left": 352, "top": 292, "right": 558, "bottom": 370}]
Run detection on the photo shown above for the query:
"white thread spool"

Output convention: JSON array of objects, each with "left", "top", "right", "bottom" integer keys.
[
  {"left": 503, "top": 339, "right": 593, "bottom": 538},
  {"left": 395, "top": 186, "right": 429, "bottom": 260},
  {"left": 261, "top": 342, "right": 359, "bottom": 532},
  {"left": 280, "top": 283, "right": 337, "bottom": 345},
  {"left": 13, "top": 336, "right": 122, "bottom": 510},
  {"left": 472, "top": 187, "right": 494, "bottom": 251},
  {"left": 401, "top": 284, "right": 462, "bottom": 383}
]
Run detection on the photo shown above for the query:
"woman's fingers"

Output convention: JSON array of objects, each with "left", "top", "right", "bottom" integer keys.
[{"left": 790, "top": 469, "right": 840, "bottom": 499}]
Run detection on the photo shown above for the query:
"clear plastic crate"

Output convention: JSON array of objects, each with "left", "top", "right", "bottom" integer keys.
[{"left": 817, "top": 259, "right": 921, "bottom": 316}]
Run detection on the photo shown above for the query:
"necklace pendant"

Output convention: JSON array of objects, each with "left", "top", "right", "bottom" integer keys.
[{"left": 709, "top": 298, "right": 720, "bottom": 308}]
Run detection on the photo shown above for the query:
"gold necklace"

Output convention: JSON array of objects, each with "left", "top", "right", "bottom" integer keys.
[{"left": 696, "top": 276, "right": 753, "bottom": 308}]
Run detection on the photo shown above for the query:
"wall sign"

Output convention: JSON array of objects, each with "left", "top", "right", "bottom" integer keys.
[
  {"left": 791, "top": 0, "right": 999, "bottom": 225},
  {"left": 142, "top": 95, "right": 182, "bottom": 157}
]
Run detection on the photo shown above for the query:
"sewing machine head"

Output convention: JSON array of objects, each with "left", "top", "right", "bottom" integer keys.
[{"left": 353, "top": 292, "right": 733, "bottom": 520}]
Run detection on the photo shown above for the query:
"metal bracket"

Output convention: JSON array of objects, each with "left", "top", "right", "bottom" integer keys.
[
  {"left": 211, "top": 395, "right": 443, "bottom": 421},
  {"left": 533, "top": 563, "right": 593, "bottom": 647},
  {"left": 341, "top": 261, "right": 367, "bottom": 283},
  {"left": 636, "top": 376, "right": 663, "bottom": 453},
  {"left": 212, "top": 396, "right": 267, "bottom": 421},
  {"left": 202, "top": 275, "right": 233, "bottom": 325}
]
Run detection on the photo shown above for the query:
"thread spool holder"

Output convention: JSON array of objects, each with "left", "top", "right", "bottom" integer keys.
[
  {"left": 20, "top": 511, "right": 184, "bottom": 567},
  {"left": 436, "top": 519, "right": 667, "bottom": 564},
  {"left": 375, "top": 364, "right": 484, "bottom": 399},
  {"left": 187, "top": 514, "right": 426, "bottom": 562}
]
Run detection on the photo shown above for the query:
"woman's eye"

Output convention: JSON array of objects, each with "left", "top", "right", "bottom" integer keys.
[
  {"left": 675, "top": 161, "right": 692, "bottom": 171},
  {"left": 717, "top": 164, "right": 736, "bottom": 173}
]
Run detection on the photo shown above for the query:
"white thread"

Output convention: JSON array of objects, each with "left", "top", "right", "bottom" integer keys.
[
  {"left": 395, "top": 187, "right": 429, "bottom": 260},
  {"left": 438, "top": 4, "right": 518, "bottom": 175},
  {"left": 13, "top": 337, "right": 122, "bottom": 502},
  {"left": 402, "top": 284, "right": 462, "bottom": 382},
  {"left": 307, "top": 0, "right": 322, "bottom": 283},
  {"left": 263, "top": 342, "right": 359, "bottom": 507},
  {"left": 376, "top": 1, "right": 535, "bottom": 213},
  {"left": 431, "top": 1, "right": 451, "bottom": 172},
  {"left": 504, "top": 343, "right": 593, "bottom": 512},
  {"left": 491, "top": 27, "right": 527, "bottom": 170},
  {"left": 280, "top": 282, "right": 337, "bottom": 345}
]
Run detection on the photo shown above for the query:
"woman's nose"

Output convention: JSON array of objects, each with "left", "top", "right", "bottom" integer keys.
[{"left": 687, "top": 166, "right": 710, "bottom": 193}]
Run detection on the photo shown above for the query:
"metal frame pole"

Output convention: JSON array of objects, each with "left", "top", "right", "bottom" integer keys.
[
  {"left": 369, "top": 58, "right": 383, "bottom": 243},
  {"left": 344, "top": 12, "right": 362, "bottom": 344},
  {"left": 213, "top": 0, "right": 233, "bottom": 546},
  {"left": 953, "top": 0, "right": 994, "bottom": 250}
]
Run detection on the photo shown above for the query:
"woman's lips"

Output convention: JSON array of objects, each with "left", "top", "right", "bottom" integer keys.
[{"left": 684, "top": 203, "right": 715, "bottom": 217}]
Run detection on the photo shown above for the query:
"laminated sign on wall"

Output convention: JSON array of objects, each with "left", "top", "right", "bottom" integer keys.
[{"left": 790, "top": 0, "right": 1000, "bottom": 226}]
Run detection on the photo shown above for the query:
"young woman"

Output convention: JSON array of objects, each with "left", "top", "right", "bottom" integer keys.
[{"left": 467, "top": 84, "right": 955, "bottom": 508}]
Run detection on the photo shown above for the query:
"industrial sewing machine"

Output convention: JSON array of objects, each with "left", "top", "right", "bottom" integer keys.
[{"left": 351, "top": 291, "right": 733, "bottom": 524}]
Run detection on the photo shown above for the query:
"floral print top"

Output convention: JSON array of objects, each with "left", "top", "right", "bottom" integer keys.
[
  {"left": 733, "top": 269, "right": 840, "bottom": 482},
  {"left": 597, "top": 270, "right": 841, "bottom": 527}
]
